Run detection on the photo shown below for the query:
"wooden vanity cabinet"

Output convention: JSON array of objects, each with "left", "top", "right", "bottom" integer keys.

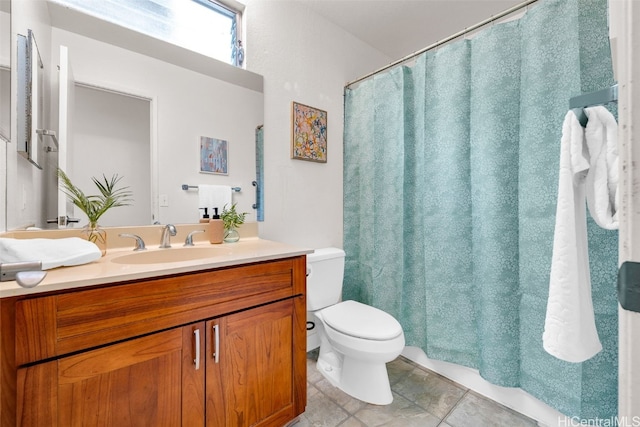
[
  {"left": 209, "top": 298, "right": 298, "bottom": 427},
  {"left": 19, "top": 325, "right": 194, "bottom": 426},
  {"left": 1, "top": 256, "right": 307, "bottom": 427}
]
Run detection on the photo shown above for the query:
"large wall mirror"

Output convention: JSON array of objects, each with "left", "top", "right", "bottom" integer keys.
[{"left": 5, "top": 0, "right": 263, "bottom": 231}]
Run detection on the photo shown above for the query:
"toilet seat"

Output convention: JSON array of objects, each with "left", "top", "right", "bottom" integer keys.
[{"left": 320, "top": 300, "right": 403, "bottom": 341}]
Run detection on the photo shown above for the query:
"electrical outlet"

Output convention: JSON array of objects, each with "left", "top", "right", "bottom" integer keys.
[{"left": 159, "top": 194, "right": 169, "bottom": 207}]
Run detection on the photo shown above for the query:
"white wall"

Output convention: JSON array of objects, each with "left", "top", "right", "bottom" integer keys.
[
  {"left": 243, "top": 0, "right": 390, "bottom": 249},
  {"left": 71, "top": 86, "right": 151, "bottom": 226}
]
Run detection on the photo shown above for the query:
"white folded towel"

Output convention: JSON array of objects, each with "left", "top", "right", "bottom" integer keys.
[
  {"left": 543, "top": 111, "right": 602, "bottom": 363},
  {"left": 584, "top": 106, "right": 618, "bottom": 229},
  {"left": 198, "top": 185, "right": 232, "bottom": 214},
  {"left": 0, "top": 237, "right": 102, "bottom": 270}
]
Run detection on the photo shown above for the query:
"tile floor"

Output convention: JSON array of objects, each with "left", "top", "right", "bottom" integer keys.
[{"left": 294, "top": 351, "right": 540, "bottom": 427}]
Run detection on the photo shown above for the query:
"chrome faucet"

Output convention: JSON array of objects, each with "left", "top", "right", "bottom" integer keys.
[
  {"left": 160, "top": 224, "right": 177, "bottom": 248},
  {"left": 119, "top": 233, "right": 146, "bottom": 251},
  {"left": 184, "top": 230, "right": 205, "bottom": 246}
]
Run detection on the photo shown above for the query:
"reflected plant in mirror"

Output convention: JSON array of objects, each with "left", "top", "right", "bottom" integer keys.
[
  {"left": 221, "top": 203, "right": 248, "bottom": 243},
  {"left": 58, "top": 169, "right": 133, "bottom": 255}
]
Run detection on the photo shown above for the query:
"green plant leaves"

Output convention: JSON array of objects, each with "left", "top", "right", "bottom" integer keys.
[
  {"left": 221, "top": 203, "right": 248, "bottom": 231},
  {"left": 57, "top": 168, "right": 133, "bottom": 225}
]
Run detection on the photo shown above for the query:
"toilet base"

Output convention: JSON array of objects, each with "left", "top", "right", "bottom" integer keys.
[
  {"left": 316, "top": 350, "right": 342, "bottom": 387},
  {"left": 316, "top": 349, "right": 394, "bottom": 405}
]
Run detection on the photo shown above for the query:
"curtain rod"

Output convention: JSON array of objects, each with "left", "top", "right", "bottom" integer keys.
[{"left": 345, "top": 0, "right": 539, "bottom": 88}]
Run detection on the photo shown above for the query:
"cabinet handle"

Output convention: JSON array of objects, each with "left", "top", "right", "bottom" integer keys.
[
  {"left": 194, "top": 328, "right": 201, "bottom": 370},
  {"left": 212, "top": 324, "right": 220, "bottom": 364}
]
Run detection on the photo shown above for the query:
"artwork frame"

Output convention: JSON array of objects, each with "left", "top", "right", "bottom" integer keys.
[
  {"left": 200, "top": 136, "right": 228, "bottom": 175},
  {"left": 291, "top": 101, "right": 327, "bottom": 163}
]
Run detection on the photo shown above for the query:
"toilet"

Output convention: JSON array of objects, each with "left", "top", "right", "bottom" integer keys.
[{"left": 306, "top": 248, "right": 405, "bottom": 405}]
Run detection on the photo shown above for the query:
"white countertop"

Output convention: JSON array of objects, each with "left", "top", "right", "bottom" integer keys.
[{"left": 0, "top": 238, "right": 312, "bottom": 298}]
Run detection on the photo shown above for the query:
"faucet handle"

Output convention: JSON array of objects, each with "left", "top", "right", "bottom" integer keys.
[
  {"left": 119, "top": 233, "right": 147, "bottom": 251},
  {"left": 184, "top": 230, "right": 205, "bottom": 247}
]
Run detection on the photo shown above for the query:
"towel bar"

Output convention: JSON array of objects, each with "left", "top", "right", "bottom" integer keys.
[
  {"left": 181, "top": 184, "right": 241, "bottom": 192},
  {"left": 0, "top": 261, "right": 43, "bottom": 282}
]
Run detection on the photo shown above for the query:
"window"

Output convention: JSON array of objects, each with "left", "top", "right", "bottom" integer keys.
[{"left": 52, "top": 0, "right": 244, "bottom": 66}]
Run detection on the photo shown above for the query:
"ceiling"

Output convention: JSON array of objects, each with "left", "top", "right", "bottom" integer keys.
[{"left": 294, "top": 0, "right": 524, "bottom": 60}]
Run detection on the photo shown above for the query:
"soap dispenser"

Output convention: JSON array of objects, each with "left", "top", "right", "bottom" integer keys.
[
  {"left": 209, "top": 207, "right": 224, "bottom": 244},
  {"left": 199, "top": 207, "right": 210, "bottom": 223}
]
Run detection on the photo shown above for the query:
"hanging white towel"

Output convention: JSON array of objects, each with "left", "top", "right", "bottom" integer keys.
[
  {"left": 0, "top": 237, "right": 102, "bottom": 270},
  {"left": 543, "top": 111, "right": 602, "bottom": 363},
  {"left": 198, "top": 185, "right": 232, "bottom": 214},
  {"left": 584, "top": 106, "right": 619, "bottom": 230}
]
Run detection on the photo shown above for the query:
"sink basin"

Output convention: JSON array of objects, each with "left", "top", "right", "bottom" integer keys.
[{"left": 112, "top": 247, "right": 222, "bottom": 265}]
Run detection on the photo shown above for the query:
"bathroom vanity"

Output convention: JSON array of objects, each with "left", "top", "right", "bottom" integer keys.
[{"left": 0, "top": 236, "right": 309, "bottom": 427}]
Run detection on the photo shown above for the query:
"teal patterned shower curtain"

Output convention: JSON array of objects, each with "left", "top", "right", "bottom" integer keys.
[{"left": 343, "top": 0, "right": 617, "bottom": 419}]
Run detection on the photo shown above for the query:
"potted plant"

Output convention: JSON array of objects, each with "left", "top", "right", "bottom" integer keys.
[
  {"left": 58, "top": 168, "right": 133, "bottom": 255},
  {"left": 221, "top": 203, "right": 248, "bottom": 243}
]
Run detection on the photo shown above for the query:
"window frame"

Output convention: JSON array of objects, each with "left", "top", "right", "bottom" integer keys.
[
  {"left": 51, "top": 0, "right": 245, "bottom": 67},
  {"left": 193, "top": 0, "right": 244, "bottom": 66}
]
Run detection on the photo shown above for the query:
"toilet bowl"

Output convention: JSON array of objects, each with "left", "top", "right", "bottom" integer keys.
[{"left": 307, "top": 248, "right": 405, "bottom": 405}]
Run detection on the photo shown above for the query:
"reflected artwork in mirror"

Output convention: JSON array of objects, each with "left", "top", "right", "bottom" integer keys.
[{"left": 16, "top": 29, "right": 45, "bottom": 169}]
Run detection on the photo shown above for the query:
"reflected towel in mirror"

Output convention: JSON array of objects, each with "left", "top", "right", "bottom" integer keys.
[{"left": 198, "top": 185, "right": 232, "bottom": 213}]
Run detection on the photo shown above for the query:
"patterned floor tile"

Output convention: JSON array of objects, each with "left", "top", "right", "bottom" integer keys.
[
  {"left": 303, "top": 383, "right": 351, "bottom": 426},
  {"left": 338, "top": 417, "right": 367, "bottom": 427},
  {"left": 314, "top": 377, "right": 369, "bottom": 414},
  {"left": 352, "top": 392, "right": 441, "bottom": 427},
  {"left": 444, "top": 392, "right": 539, "bottom": 427},
  {"left": 391, "top": 367, "right": 467, "bottom": 418},
  {"left": 386, "top": 357, "right": 416, "bottom": 386},
  {"left": 302, "top": 350, "right": 539, "bottom": 427},
  {"left": 307, "top": 359, "right": 324, "bottom": 384}
]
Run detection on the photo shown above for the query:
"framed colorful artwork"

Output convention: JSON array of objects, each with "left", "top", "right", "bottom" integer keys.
[
  {"left": 291, "top": 102, "right": 327, "bottom": 163},
  {"left": 200, "top": 136, "right": 228, "bottom": 175}
]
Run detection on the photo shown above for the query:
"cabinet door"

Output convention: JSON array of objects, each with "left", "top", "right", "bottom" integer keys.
[
  {"left": 219, "top": 299, "right": 296, "bottom": 427},
  {"left": 54, "top": 325, "right": 204, "bottom": 427}
]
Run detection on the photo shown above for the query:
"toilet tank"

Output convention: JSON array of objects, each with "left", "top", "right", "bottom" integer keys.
[{"left": 306, "top": 247, "right": 345, "bottom": 311}]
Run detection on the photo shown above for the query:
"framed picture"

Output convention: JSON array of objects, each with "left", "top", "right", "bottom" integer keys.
[
  {"left": 291, "top": 102, "right": 327, "bottom": 163},
  {"left": 200, "top": 136, "right": 228, "bottom": 175}
]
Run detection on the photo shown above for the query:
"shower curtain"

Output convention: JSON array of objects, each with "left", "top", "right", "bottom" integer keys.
[{"left": 343, "top": 0, "right": 617, "bottom": 419}]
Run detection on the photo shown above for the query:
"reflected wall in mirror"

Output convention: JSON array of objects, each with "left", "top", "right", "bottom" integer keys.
[
  {"left": 0, "top": 0, "right": 9, "bottom": 142},
  {"left": 68, "top": 84, "right": 152, "bottom": 226},
  {"left": 6, "top": 0, "right": 263, "bottom": 231}
]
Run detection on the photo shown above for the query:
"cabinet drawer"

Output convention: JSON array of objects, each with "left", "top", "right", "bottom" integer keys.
[{"left": 15, "top": 258, "right": 304, "bottom": 365}]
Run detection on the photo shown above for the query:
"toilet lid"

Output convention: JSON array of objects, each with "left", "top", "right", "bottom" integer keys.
[{"left": 321, "top": 300, "right": 403, "bottom": 341}]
